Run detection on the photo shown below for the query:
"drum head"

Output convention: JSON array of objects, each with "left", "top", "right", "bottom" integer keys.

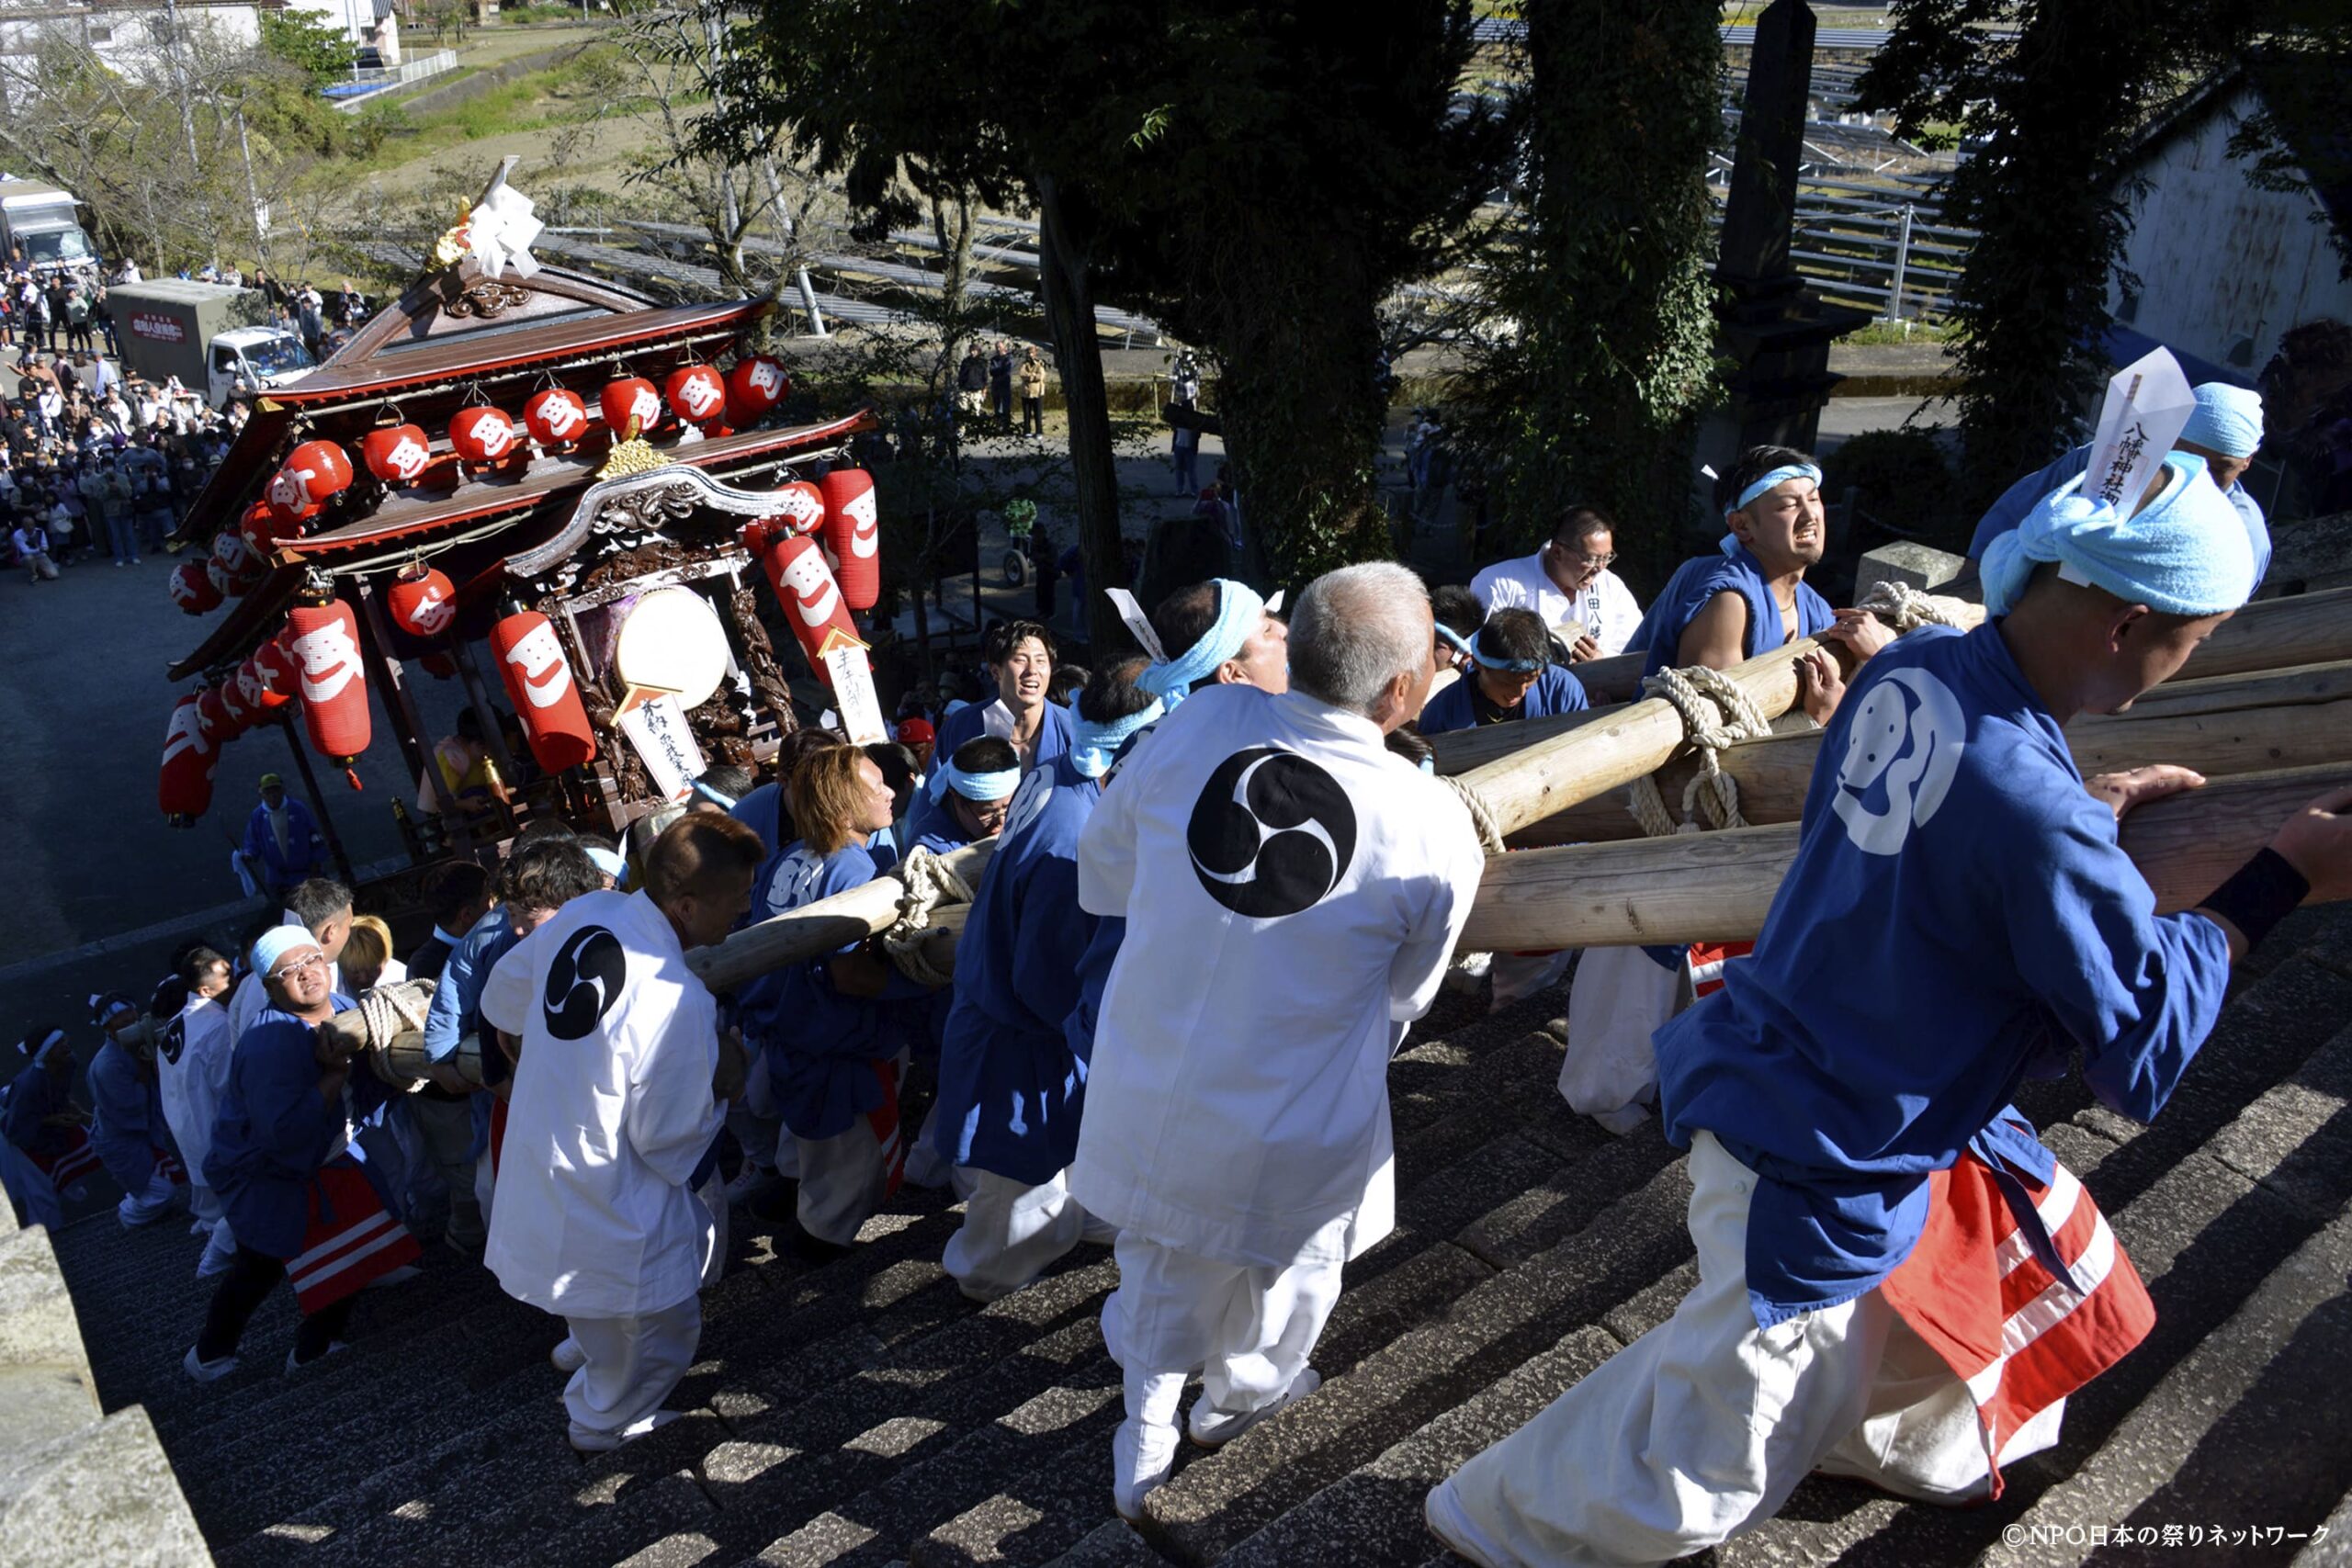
[{"left": 614, "top": 587, "right": 729, "bottom": 710}]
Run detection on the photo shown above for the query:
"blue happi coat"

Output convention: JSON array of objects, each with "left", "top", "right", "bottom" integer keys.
[
  {"left": 85, "top": 1039, "right": 164, "bottom": 1195},
  {"left": 930, "top": 755, "right": 1106, "bottom": 1185},
  {"left": 205, "top": 997, "right": 394, "bottom": 1258},
  {"left": 1630, "top": 541, "right": 1834, "bottom": 680},
  {"left": 1656, "top": 622, "right": 2232, "bottom": 1328},
  {"left": 1967, "top": 441, "right": 2273, "bottom": 586},
  {"left": 736, "top": 840, "right": 928, "bottom": 1140},
  {"left": 932, "top": 699, "right": 1072, "bottom": 774},
  {"left": 1416, "top": 664, "right": 1590, "bottom": 735}
]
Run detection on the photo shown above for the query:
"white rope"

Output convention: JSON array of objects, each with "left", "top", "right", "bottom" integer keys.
[
  {"left": 882, "top": 846, "right": 974, "bottom": 987},
  {"left": 351, "top": 977, "right": 438, "bottom": 1092},
  {"left": 1855, "top": 578, "right": 1966, "bottom": 633},
  {"left": 1624, "top": 663, "right": 1774, "bottom": 837}
]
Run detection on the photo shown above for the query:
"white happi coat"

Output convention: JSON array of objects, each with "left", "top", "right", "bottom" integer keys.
[
  {"left": 1069, "top": 685, "right": 1485, "bottom": 1269},
  {"left": 157, "top": 995, "right": 235, "bottom": 1180},
  {"left": 480, "top": 889, "right": 725, "bottom": 1320}
]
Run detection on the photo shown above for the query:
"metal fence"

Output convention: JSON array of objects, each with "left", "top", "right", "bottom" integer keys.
[
  {"left": 323, "top": 49, "right": 458, "bottom": 97},
  {"left": 1710, "top": 173, "right": 1971, "bottom": 322}
]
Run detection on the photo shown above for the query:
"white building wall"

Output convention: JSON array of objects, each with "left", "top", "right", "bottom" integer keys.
[{"left": 2112, "top": 85, "right": 2352, "bottom": 376}]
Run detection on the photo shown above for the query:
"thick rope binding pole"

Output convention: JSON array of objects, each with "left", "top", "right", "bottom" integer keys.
[
  {"left": 1441, "top": 772, "right": 1509, "bottom": 855},
  {"left": 882, "top": 845, "right": 974, "bottom": 987},
  {"left": 1624, "top": 664, "right": 1776, "bottom": 837}
]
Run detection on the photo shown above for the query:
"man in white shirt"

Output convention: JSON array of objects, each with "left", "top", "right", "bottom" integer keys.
[
  {"left": 1468, "top": 505, "right": 1644, "bottom": 661},
  {"left": 1071, "top": 561, "right": 1487, "bottom": 1520},
  {"left": 480, "top": 814, "right": 762, "bottom": 1453}
]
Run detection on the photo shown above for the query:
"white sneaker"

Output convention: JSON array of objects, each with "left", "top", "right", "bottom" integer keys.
[
  {"left": 1112, "top": 1416, "right": 1180, "bottom": 1523},
  {"left": 550, "top": 1337, "right": 588, "bottom": 1373},
  {"left": 1424, "top": 1476, "right": 1513, "bottom": 1568},
  {"left": 188, "top": 1217, "right": 211, "bottom": 1238},
  {"left": 568, "top": 1408, "right": 682, "bottom": 1453},
  {"left": 1186, "top": 1368, "right": 1320, "bottom": 1449},
  {"left": 722, "top": 1162, "right": 773, "bottom": 1202},
  {"left": 285, "top": 1339, "right": 350, "bottom": 1375},
  {"left": 182, "top": 1346, "right": 238, "bottom": 1382},
  {"left": 365, "top": 1265, "right": 421, "bottom": 1291}
]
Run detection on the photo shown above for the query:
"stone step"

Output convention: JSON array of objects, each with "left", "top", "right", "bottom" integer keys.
[{"left": 1039, "top": 1520, "right": 1180, "bottom": 1567}]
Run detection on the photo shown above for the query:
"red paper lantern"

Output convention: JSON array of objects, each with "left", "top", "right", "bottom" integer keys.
[
  {"left": 285, "top": 600, "right": 371, "bottom": 781},
  {"left": 524, "top": 388, "right": 590, "bottom": 448},
  {"left": 726, "top": 354, "right": 789, "bottom": 418},
  {"left": 449, "top": 406, "right": 518, "bottom": 467},
  {"left": 362, "top": 423, "right": 434, "bottom": 485},
  {"left": 387, "top": 563, "right": 459, "bottom": 640},
  {"left": 819, "top": 468, "right": 880, "bottom": 611},
  {"left": 663, "top": 363, "right": 728, "bottom": 427},
  {"left": 491, "top": 610, "right": 597, "bottom": 773},
  {"left": 217, "top": 671, "right": 256, "bottom": 733},
  {"left": 210, "top": 531, "right": 264, "bottom": 597},
  {"left": 775, "top": 479, "right": 827, "bottom": 536},
  {"left": 251, "top": 639, "right": 300, "bottom": 705},
  {"left": 159, "top": 694, "right": 216, "bottom": 823},
  {"left": 196, "top": 686, "right": 232, "bottom": 743},
  {"left": 170, "top": 559, "right": 221, "bottom": 615},
  {"left": 759, "top": 533, "right": 862, "bottom": 678},
  {"left": 599, "top": 377, "right": 663, "bottom": 440},
  {"left": 239, "top": 651, "right": 293, "bottom": 712},
  {"left": 241, "top": 501, "right": 298, "bottom": 559}
]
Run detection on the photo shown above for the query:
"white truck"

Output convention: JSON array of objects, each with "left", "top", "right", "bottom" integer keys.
[
  {"left": 109, "top": 279, "right": 318, "bottom": 406},
  {"left": 0, "top": 178, "right": 101, "bottom": 275}
]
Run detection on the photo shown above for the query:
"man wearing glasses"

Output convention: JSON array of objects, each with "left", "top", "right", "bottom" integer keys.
[{"left": 1468, "top": 505, "right": 1645, "bottom": 663}]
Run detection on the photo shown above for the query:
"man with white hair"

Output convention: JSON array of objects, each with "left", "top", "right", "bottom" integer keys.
[
  {"left": 1071, "top": 560, "right": 1486, "bottom": 1520},
  {"left": 1967, "top": 380, "right": 2273, "bottom": 583}
]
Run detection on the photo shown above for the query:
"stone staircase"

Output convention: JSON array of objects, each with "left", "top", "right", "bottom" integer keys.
[{"left": 47, "top": 901, "right": 2352, "bottom": 1568}]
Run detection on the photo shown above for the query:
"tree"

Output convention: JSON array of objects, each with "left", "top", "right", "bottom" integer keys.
[
  {"left": 1448, "top": 0, "right": 1724, "bottom": 582},
  {"left": 259, "top": 10, "right": 356, "bottom": 81},
  {"left": 1860, "top": 0, "right": 2263, "bottom": 508}
]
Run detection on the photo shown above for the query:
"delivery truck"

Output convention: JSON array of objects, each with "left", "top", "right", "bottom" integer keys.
[
  {"left": 0, "top": 178, "right": 101, "bottom": 275},
  {"left": 109, "top": 278, "right": 317, "bottom": 406}
]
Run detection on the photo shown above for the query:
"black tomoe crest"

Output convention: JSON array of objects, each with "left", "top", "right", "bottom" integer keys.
[
  {"left": 542, "top": 925, "right": 627, "bottom": 1041},
  {"left": 1186, "top": 747, "right": 1357, "bottom": 919},
  {"left": 158, "top": 1015, "right": 186, "bottom": 1066}
]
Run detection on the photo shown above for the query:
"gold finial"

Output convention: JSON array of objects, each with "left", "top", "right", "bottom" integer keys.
[{"left": 596, "top": 435, "right": 673, "bottom": 479}]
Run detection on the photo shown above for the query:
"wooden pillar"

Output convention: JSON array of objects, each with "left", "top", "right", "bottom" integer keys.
[{"left": 277, "top": 712, "right": 356, "bottom": 886}]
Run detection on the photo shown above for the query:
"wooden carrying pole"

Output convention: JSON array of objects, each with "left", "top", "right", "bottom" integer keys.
[
  {"left": 1432, "top": 584, "right": 2352, "bottom": 780},
  {"left": 690, "top": 839, "right": 997, "bottom": 993},
  {"left": 1457, "top": 763, "right": 2346, "bottom": 953},
  {"left": 1519, "top": 660, "right": 2352, "bottom": 846}
]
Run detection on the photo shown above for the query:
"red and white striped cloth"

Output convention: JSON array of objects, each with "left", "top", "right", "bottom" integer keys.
[
  {"left": 870, "top": 1058, "right": 906, "bottom": 1198},
  {"left": 1879, "top": 1150, "right": 2154, "bottom": 1497},
  {"left": 1686, "top": 941, "right": 1750, "bottom": 999},
  {"left": 288, "top": 1164, "right": 422, "bottom": 1314},
  {"left": 29, "top": 1126, "right": 102, "bottom": 1190}
]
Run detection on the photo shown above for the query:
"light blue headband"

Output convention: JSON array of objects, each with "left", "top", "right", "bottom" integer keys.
[
  {"left": 1435, "top": 623, "right": 1475, "bottom": 658},
  {"left": 2179, "top": 382, "right": 2263, "bottom": 460},
  {"left": 1469, "top": 626, "right": 1545, "bottom": 673},
  {"left": 927, "top": 761, "right": 1021, "bottom": 805},
  {"left": 689, "top": 779, "right": 738, "bottom": 810},
  {"left": 1136, "top": 580, "right": 1265, "bottom": 711},
  {"left": 1980, "top": 454, "right": 2255, "bottom": 619},
  {"left": 250, "top": 924, "right": 320, "bottom": 977},
  {"left": 1724, "top": 462, "right": 1822, "bottom": 518},
  {"left": 1069, "top": 698, "right": 1164, "bottom": 779}
]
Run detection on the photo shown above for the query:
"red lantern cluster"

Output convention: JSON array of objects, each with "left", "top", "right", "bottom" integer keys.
[
  {"left": 600, "top": 377, "right": 662, "bottom": 441},
  {"left": 819, "top": 468, "right": 879, "bottom": 612},
  {"left": 363, "top": 423, "right": 434, "bottom": 486},
  {"left": 524, "top": 388, "right": 589, "bottom": 449},
  {"left": 665, "top": 363, "right": 728, "bottom": 428},
  {"left": 208, "top": 531, "right": 265, "bottom": 598},
  {"left": 491, "top": 610, "right": 596, "bottom": 773},
  {"left": 450, "top": 405, "right": 518, "bottom": 467},
  {"left": 285, "top": 600, "right": 371, "bottom": 784}
]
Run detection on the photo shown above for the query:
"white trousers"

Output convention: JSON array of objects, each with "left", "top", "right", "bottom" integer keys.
[
  {"left": 1559, "top": 947, "right": 1678, "bottom": 1134},
  {"left": 1491, "top": 951, "right": 1572, "bottom": 1010},
  {"left": 1443, "top": 1132, "right": 2064, "bottom": 1566},
  {"left": 117, "top": 1164, "right": 178, "bottom": 1226},
  {"left": 943, "top": 1169, "right": 1089, "bottom": 1302},
  {"left": 561, "top": 1294, "right": 701, "bottom": 1438},
  {"left": 794, "top": 1120, "right": 893, "bottom": 1246},
  {"left": 1102, "top": 1224, "right": 1344, "bottom": 1435}
]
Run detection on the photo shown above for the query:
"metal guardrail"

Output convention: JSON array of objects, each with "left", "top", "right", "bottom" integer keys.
[
  {"left": 1708, "top": 175, "right": 1972, "bottom": 321},
  {"left": 347, "top": 48, "right": 458, "bottom": 86}
]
